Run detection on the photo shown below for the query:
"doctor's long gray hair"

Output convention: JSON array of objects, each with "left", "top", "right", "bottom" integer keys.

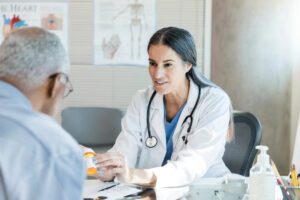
[
  {"left": 0, "top": 27, "right": 69, "bottom": 89},
  {"left": 147, "top": 27, "right": 234, "bottom": 142}
]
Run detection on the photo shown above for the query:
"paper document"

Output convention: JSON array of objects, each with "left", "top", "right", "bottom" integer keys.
[
  {"left": 97, "top": 184, "right": 141, "bottom": 199},
  {"left": 83, "top": 180, "right": 141, "bottom": 200}
]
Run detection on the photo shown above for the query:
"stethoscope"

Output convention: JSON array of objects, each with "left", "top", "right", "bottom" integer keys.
[{"left": 145, "top": 86, "right": 201, "bottom": 148}]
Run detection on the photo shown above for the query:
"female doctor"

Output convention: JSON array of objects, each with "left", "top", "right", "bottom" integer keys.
[{"left": 95, "top": 27, "right": 233, "bottom": 188}]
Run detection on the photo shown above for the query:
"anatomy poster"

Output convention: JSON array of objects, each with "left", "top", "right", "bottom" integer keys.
[
  {"left": 0, "top": 2, "right": 68, "bottom": 51},
  {"left": 94, "top": 0, "right": 156, "bottom": 66}
]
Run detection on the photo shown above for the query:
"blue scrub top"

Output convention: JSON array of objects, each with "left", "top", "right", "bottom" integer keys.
[{"left": 162, "top": 102, "right": 186, "bottom": 166}]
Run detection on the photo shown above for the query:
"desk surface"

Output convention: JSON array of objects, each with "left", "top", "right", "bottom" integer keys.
[{"left": 83, "top": 177, "right": 248, "bottom": 200}]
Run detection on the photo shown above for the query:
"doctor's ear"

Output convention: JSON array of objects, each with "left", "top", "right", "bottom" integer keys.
[{"left": 185, "top": 63, "right": 192, "bottom": 72}]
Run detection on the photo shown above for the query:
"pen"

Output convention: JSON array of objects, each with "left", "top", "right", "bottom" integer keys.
[
  {"left": 124, "top": 188, "right": 154, "bottom": 198},
  {"left": 291, "top": 164, "right": 299, "bottom": 187},
  {"left": 98, "top": 183, "right": 120, "bottom": 192},
  {"left": 83, "top": 197, "right": 107, "bottom": 200},
  {"left": 271, "top": 160, "right": 292, "bottom": 200}
]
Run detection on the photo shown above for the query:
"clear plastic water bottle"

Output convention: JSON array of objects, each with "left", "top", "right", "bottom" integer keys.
[{"left": 248, "top": 145, "right": 276, "bottom": 200}]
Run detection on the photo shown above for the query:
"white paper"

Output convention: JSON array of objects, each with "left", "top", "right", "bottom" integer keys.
[
  {"left": 83, "top": 180, "right": 141, "bottom": 199},
  {"left": 97, "top": 184, "right": 141, "bottom": 199}
]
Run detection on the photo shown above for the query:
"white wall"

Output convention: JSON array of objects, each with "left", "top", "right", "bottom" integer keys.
[
  {"left": 63, "top": 0, "right": 209, "bottom": 111},
  {"left": 290, "top": 0, "right": 300, "bottom": 158}
]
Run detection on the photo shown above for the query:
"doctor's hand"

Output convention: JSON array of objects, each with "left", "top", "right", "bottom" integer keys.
[{"left": 95, "top": 152, "right": 131, "bottom": 183}]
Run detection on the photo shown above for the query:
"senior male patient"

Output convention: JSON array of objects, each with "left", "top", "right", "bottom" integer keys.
[{"left": 0, "top": 27, "right": 85, "bottom": 199}]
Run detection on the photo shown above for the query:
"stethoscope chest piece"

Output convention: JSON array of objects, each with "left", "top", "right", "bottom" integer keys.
[{"left": 145, "top": 136, "right": 158, "bottom": 148}]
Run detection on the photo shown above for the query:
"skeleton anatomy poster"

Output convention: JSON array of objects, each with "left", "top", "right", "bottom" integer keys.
[
  {"left": 0, "top": 2, "right": 68, "bottom": 51},
  {"left": 94, "top": 0, "right": 156, "bottom": 66}
]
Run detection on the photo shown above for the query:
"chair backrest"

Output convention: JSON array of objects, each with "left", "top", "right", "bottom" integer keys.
[
  {"left": 61, "top": 107, "right": 123, "bottom": 146},
  {"left": 223, "top": 111, "right": 262, "bottom": 176}
]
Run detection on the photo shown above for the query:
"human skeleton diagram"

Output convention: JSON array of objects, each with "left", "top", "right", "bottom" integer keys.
[{"left": 112, "top": 0, "right": 147, "bottom": 60}]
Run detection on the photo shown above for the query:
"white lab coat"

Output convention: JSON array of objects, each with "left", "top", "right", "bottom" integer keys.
[{"left": 110, "top": 79, "right": 231, "bottom": 188}]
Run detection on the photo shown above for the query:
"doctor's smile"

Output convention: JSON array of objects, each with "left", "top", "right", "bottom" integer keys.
[{"left": 153, "top": 80, "right": 168, "bottom": 87}]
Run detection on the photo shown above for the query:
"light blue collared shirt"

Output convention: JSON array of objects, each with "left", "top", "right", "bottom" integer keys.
[{"left": 0, "top": 81, "right": 85, "bottom": 200}]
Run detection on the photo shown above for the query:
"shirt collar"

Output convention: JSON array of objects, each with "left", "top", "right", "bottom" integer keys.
[{"left": 0, "top": 80, "right": 32, "bottom": 110}]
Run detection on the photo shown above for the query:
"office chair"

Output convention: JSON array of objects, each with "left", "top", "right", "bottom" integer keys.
[
  {"left": 61, "top": 107, "right": 123, "bottom": 147},
  {"left": 223, "top": 111, "right": 262, "bottom": 176}
]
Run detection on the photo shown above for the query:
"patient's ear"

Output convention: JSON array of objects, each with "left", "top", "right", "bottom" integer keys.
[
  {"left": 41, "top": 74, "right": 64, "bottom": 116},
  {"left": 47, "top": 74, "right": 62, "bottom": 98}
]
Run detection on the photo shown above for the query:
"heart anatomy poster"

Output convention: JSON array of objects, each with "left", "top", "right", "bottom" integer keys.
[{"left": 0, "top": 2, "right": 68, "bottom": 51}]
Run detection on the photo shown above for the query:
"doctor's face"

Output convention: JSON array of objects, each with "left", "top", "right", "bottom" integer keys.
[{"left": 148, "top": 44, "right": 191, "bottom": 95}]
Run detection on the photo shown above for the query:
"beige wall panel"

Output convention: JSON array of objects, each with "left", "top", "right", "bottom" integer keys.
[{"left": 212, "top": 0, "right": 293, "bottom": 173}]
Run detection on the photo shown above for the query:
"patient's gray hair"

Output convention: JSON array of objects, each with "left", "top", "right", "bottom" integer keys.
[{"left": 0, "top": 27, "right": 69, "bottom": 89}]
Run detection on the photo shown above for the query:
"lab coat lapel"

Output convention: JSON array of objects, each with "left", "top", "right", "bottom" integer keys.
[{"left": 172, "top": 79, "right": 199, "bottom": 143}]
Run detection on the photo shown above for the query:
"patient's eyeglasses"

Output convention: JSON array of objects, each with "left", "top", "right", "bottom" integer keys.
[{"left": 49, "top": 72, "right": 73, "bottom": 98}]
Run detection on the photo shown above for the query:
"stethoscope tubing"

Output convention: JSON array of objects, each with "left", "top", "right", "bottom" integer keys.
[
  {"left": 146, "top": 90, "right": 157, "bottom": 148},
  {"left": 145, "top": 86, "right": 201, "bottom": 148}
]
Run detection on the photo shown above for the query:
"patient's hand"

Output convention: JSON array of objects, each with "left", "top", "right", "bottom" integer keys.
[
  {"left": 95, "top": 152, "right": 129, "bottom": 182},
  {"left": 95, "top": 152, "right": 156, "bottom": 187}
]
